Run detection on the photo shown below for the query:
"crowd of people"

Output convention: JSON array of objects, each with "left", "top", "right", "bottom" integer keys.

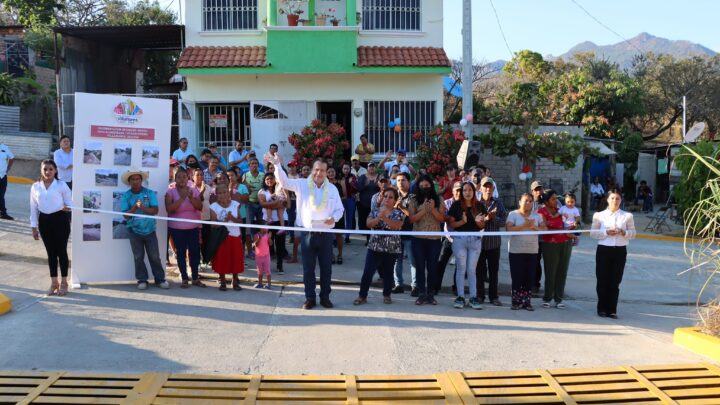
[{"left": 27, "top": 136, "right": 637, "bottom": 319}]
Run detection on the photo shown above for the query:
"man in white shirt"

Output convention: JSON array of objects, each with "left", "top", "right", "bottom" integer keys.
[
  {"left": 53, "top": 135, "right": 74, "bottom": 189},
  {"left": 0, "top": 143, "right": 14, "bottom": 220},
  {"left": 270, "top": 154, "right": 344, "bottom": 310},
  {"left": 378, "top": 149, "right": 416, "bottom": 176},
  {"left": 171, "top": 138, "right": 194, "bottom": 162}
]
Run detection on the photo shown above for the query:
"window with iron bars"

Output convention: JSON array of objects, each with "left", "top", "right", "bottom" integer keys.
[
  {"left": 364, "top": 101, "right": 435, "bottom": 154},
  {"left": 361, "top": 0, "right": 421, "bottom": 31},
  {"left": 202, "top": 0, "right": 258, "bottom": 31}
]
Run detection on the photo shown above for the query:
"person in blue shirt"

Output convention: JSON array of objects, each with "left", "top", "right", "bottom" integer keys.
[{"left": 120, "top": 168, "right": 169, "bottom": 290}]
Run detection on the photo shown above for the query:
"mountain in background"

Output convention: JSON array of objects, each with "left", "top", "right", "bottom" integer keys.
[
  {"left": 554, "top": 32, "right": 716, "bottom": 68},
  {"left": 483, "top": 33, "right": 716, "bottom": 72}
]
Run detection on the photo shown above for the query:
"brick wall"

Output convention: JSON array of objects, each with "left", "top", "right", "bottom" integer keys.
[{"left": 0, "top": 133, "right": 52, "bottom": 160}]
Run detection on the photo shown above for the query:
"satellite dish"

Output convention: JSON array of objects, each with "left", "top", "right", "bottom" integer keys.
[{"left": 684, "top": 122, "right": 706, "bottom": 143}]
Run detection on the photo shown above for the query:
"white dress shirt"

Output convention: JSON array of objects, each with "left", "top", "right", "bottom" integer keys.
[
  {"left": 0, "top": 144, "right": 13, "bottom": 178},
  {"left": 591, "top": 183, "right": 605, "bottom": 196},
  {"left": 591, "top": 208, "right": 636, "bottom": 247},
  {"left": 53, "top": 148, "right": 73, "bottom": 182},
  {"left": 275, "top": 165, "right": 344, "bottom": 229},
  {"left": 30, "top": 179, "right": 72, "bottom": 227}
]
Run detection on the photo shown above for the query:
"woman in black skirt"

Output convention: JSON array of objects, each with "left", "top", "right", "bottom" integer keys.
[{"left": 30, "top": 159, "right": 72, "bottom": 296}]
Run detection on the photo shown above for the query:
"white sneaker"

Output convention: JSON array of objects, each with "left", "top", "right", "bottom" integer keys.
[
  {"left": 158, "top": 281, "right": 170, "bottom": 289},
  {"left": 137, "top": 282, "right": 148, "bottom": 290},
  {"left": 449, "top": 256, "right": 456, "bottom": 265}
]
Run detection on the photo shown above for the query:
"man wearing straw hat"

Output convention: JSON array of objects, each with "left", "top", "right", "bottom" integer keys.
[{"left": 120, "top": 168, "right": 170, "bottom": 290}]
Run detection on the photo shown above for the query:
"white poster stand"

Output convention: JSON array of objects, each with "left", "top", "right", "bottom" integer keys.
[{"left": 71, "top": 93, "right": 171, "bottom": 285}]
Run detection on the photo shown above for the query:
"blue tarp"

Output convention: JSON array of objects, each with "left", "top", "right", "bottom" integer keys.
[{"left": 443, "top": 76, "right": 463, "bottom": 97}]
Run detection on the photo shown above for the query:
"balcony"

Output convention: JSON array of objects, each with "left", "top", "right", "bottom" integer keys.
[{"left": 268, "top": 0, "right": 358, "bottom": 28}]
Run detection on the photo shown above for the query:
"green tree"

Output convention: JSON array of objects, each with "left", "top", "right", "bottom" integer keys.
[
  {"left": 631, "top": 54, "right": 720, "bottom": 140},
  {"left": 0, "top": 0, "right": 63, "bottom": 27}
]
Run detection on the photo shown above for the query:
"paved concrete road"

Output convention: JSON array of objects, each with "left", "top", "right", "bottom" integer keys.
[{"left": 1, "top": 183, "right": 717, "bottom": 374}]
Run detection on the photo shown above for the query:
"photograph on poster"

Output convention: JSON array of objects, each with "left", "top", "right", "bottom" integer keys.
[
  {"left": 142, "top": 145, "right": 160, "bottom": 168},
  {"left": 113, "top": 191, "right": 123, "bottom": 212},
  {"left": 82, "top": 219, "right": 101, "bottom": 241},
  {"left": 82, "top": 190, "right": 101, "bottom": 213},
  {"left": 83, "top": 141, "right": 103, "bottom": 165},
  {"left": 114, "top": 143, "right": 132, "bottom": 166},
  {"left": 112, "top": 217, "right": 129, "bottom": 239},
  {"left": 95, "top": 168, "right": 119, "bottom": 186}
]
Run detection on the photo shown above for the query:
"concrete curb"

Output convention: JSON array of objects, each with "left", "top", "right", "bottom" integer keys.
[
  {"left": 0, "top": 292, "right": 11, "bottom": 315},
  {"left": 636, "top": 233, "right": 697, "bottom": 243},
  {"left": 8, "top": 175, "right": 33, "bottom": 185},
  {"left": 673, "top": 327, "right": 720, "bottom": 362}
]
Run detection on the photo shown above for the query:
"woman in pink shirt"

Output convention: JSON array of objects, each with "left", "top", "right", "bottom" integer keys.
[{"left": 165, "top": 169, "right": 204, "bottom": 288}]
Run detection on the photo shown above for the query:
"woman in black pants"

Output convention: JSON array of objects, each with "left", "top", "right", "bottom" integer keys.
[
  {"left": 591, "top": 189, "right": 635, "bottom": 319},
  {"left": 258, "top": 172, "right": 288, "bottom": 274},
  {"left": 30, "top": 159, "right": 72, "bottom": 296},
  {"left": 356, "top": 162, "right": 380, "bottom": 245}
]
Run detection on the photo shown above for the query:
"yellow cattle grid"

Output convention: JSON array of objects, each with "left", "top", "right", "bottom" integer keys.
[{"left": 0, "top": 363, "right": 718, "bottom": 404}]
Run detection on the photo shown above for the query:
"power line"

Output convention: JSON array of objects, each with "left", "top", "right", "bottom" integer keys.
[
  {"left": 568, "top": 0, "right": 644, "bottom": 55},
  {"left": 488, "top": 0, "right": 514, "bottom": 58}
]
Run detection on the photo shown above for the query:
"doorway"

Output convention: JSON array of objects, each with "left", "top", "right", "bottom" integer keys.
[{"left": 317, "top": 102, "right": 352, "bottom": 163}]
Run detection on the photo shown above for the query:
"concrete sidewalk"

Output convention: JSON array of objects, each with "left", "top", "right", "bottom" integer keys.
[{"left": 1, "top": 182, "right": 718, "bottom": 374}]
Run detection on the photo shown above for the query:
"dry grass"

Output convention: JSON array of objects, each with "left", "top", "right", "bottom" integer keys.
[{"left": 698, "top": 300, "right": 720, "bottom": 337}]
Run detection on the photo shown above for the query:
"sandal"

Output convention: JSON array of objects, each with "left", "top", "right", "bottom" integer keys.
[
  {"left": 58, "top": 281, "right": 69, "bottom": 296},
  {"left": 415, "top": 297, "right": 425, "bottom": 306},
  {"left": 192, "top": 279, "right": 206, "bottom": 288},
  {"left": 353, "top": 297, "right": 367, "bottom": 305},
  {"left": 180, "top": 280, "right": 190, "bottom": 289},
  {"left": 383, "top": 296, "right": 392, "bottom": 304},
  {"left": 427, "top": 296, "right": 438, "bottom": 305},
  {"left": 219, "top": 283, "right": 227, "bottom": 291},
  {"left": 47, "top": 280, "right": 59, "bottom": 296},
  {"left": 232, "top": 283, "right": 243, "bottom": 291},
  {"left": 336, "top": 257, "right": 343, "bottom": 265}
]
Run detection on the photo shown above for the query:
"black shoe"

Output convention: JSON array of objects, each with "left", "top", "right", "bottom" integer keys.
[
  {"left": 277, "top": 268, "right": 284, "bottom": 274},
  {"left": 303, "top": 299, "right": 316, "bottom": 310},
  {"left": 607, "top": 313, "right": 618, "bottom": 319},
  {"left": 392, "top": 286, "right": 404, "bottom": 294},
  {"left": 410, "top": 288, "right": 419, "bottom": 297},
  {"left": 345, "top": 238, "right": 351, "bottom": 244},
  {"left": 320, "top": 298, "right": 334, "bottom": 308},
  {"left": 597, "top": 311, "right": 607, "bottom": 318},
  {"left": 0, "top": 214, "right": 13, "bottom": 220}
]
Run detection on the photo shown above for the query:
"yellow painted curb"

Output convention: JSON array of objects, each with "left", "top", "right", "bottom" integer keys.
[
  {"left": 8, "top": 175, "right": 33, "bottom": 185},
  {"left": 673, "top": 327, "right": 720, "bottom": 362},
  {"left": 0, "top": 292, "right": 11, "bottom": 315},
  {"left": 636, "top": 233, "right": 698, "bottom": 243}
]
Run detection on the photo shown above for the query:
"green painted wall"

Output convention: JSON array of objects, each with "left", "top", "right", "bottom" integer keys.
[{"left": 266, "top": 29, "right": 357, "bottom": 73}]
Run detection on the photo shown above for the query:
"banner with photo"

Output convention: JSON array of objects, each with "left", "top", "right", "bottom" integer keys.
[{"left": 71, "top": 93, "right": 172, "bottom": 285}]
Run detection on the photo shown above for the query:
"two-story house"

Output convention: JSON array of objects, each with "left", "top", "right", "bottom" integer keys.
[{"left": 177, "top": 0, "right": 450, "bottom": 161}]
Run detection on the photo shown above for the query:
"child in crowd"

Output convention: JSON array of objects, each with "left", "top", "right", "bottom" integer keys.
[
  {"left": 209, "top": 180, "right": 244, "bottom": 291},
  {"left": 559, "top": 193, "right": 581, "bottom": 246},
  {"left": 253, "top": 220, "right": 272, "bottom": 289}
]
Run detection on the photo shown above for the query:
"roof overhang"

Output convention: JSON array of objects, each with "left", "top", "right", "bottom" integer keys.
[{"left": 54, "top": 25, "right": 184, "bottom": 50}]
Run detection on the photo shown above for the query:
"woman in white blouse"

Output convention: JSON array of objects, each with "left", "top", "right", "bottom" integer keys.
[
  {"left": 591, "top": 189, "right": 636, "bottom": 319},
  {"left": 30, "top": 159, "right": 73, "bottom": 296}
]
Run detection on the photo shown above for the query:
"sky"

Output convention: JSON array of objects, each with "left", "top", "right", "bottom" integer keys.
[
  {"left": 156, "top": 0, "right": 719, "bottom": 61},
  {"left": 442, "top": 0, "right": 720, "bottom": 61}
]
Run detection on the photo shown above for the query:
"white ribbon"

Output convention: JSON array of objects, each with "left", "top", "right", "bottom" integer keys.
[{"left": 73, "top": 206, "right": 593, "bottom": 237}]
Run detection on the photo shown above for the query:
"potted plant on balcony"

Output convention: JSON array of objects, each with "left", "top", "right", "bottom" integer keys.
[
  {"left": 314, "top": 8, "right": 334, "bottom": 26},
  {"left": 279, "top": 0, "right": 306, "bottom": 26},
  {"left": 330, "top": 16, "right": 342, "bottom": 26}
]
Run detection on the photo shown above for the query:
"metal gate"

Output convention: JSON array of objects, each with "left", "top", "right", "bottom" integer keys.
[
  {"left": 197, "top": 103, "right": 251, "bottom": 161},
  {"left": 60, "top": 93, "right": 179, "bottom": 145}
]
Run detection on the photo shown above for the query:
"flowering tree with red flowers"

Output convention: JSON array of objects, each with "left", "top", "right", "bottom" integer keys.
[
  {"left": 288, "top": 119, "right": 350, "bottom": 168},
  {"left": 413, "top": 125, "right": 466, "bottom": 177}
]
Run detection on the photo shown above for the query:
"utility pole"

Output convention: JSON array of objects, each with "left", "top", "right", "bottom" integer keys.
[
  {"left": 682, "top": 95, "right": 687, "bottom": 138},
  {"left": 462, "top": 0, "right": 473, "bottom": 138}
]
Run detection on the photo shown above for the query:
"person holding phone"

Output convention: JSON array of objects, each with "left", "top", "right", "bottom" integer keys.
[
  {"left": 591, "top": 189, "right": 636, "bottom": 319},
  {"left": 379, "top": 149, "right": 416, "bottom": 176},
  {"left": 506, "top": 193, "right": 545, "bottom": 311}
]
